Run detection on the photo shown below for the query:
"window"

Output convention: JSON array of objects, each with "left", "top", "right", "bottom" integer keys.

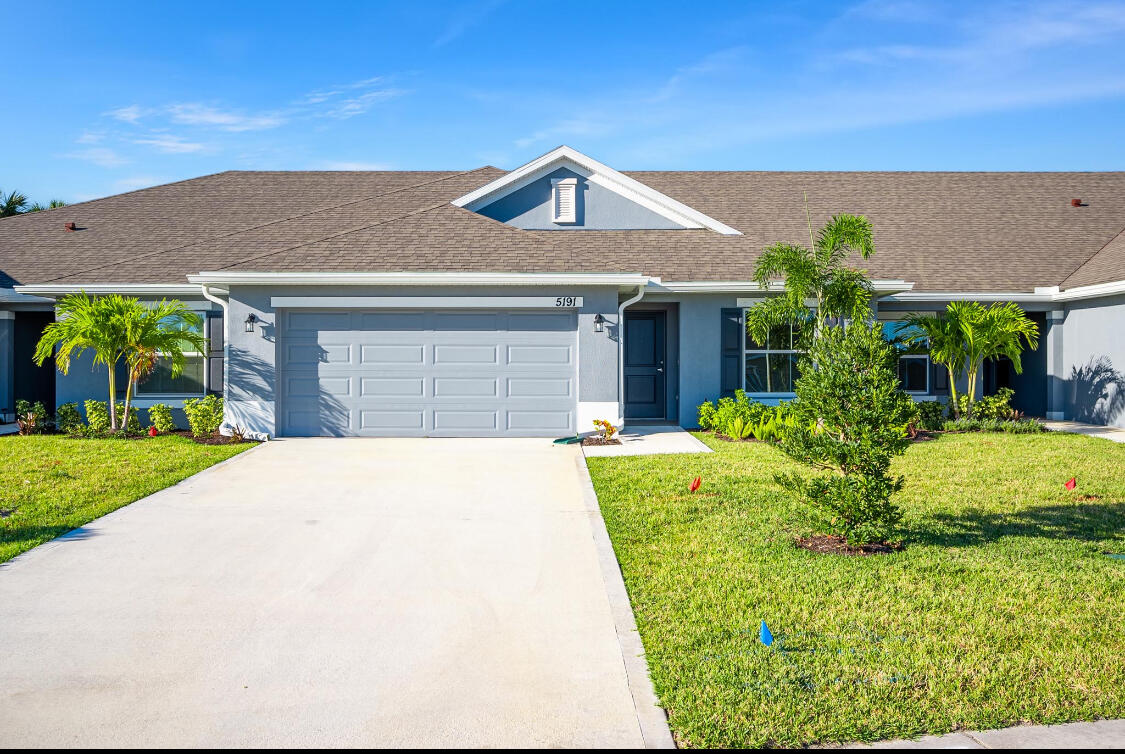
[
  {"left": 135, "top": 314, "right": 207, "bottom": 396},
  {"left": 744, "top": 321, "right": 803, "bottom": 394},
  {"left": 551, "top": 177, "right": 577, "bottom": 223},
  {"left": 883, "top": 320, "right": 931, "bottom": 394}
]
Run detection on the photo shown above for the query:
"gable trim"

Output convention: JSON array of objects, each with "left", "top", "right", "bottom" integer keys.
[{"left": 451, "top": 145, "right": 742, "bottom": 236}]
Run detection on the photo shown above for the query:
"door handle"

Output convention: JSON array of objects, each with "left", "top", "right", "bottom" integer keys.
[{"left": 656, "top": 367, "right": 664, "bottom": 372}]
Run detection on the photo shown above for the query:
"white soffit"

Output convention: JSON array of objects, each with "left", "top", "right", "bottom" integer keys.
[{"left": 451, "top": 145, "right": 742, "bottom": 236}]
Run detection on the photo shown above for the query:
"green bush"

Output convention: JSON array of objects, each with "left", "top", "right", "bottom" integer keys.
[
  {"left": 183, "top": 395, "right": 224, "bottom": 437},
  {"left": 942, "top": 417, "right": 1045, "bottom": 434},
  {"left": 84, "top": 400, "right": 111, "bottom": 434},
  {"left": 776, "top": 323, "right": 915, "bottom": 545},
  {"left": 116, "top": 403, "right": 142, "bottom": 434},
  {"left": 54, "top": 402, "right": 83, "bottom": 435},
  {"left": 955, "top": 387, "right": 1020, "bottom": 421},
  {"left": 916, "top": 400, "right": 947, "bottom": 431},
  {"left": 147, "top": 403, "right": 178, "bottom": 433},
  {"left": 697, "top": 400, "right": 717, "bottom": 430}
]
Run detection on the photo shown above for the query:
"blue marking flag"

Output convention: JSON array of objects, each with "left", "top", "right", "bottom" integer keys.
[{"left": 760, "top": 620, "right": 773, "bottom": 647}]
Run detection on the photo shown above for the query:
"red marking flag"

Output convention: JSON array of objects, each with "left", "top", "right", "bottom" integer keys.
[
  {"left": 1065, "top": 477, "right": 1077, "bottom": 490},
  {"left": 690, "top": 476, "right": 702, "bottom": 493}
]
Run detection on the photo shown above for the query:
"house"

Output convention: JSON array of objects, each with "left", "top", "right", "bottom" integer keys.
[{"left": 2, "top": 146, "right": 1124, "bottom": 435}]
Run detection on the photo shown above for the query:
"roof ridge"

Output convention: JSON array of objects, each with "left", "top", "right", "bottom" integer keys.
[
  {"left": 39, "top": 167, "right": 495, "bottom": 284},
  {"left": 1060, "top": 223, "right": 1125, "bottom": 288}
]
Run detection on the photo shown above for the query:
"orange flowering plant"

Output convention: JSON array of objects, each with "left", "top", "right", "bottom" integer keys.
[{"left": 592, "top": 419, "right": 618, "bottom": 441}]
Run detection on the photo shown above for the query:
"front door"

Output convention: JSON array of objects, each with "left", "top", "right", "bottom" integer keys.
[{"left": 623, "top": 311, "right": 666, "bottom": 420}]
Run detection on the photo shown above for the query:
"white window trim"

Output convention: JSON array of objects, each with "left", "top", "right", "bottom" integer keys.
[
  {"left": 897, "top": 354, "right": 931, "bottom": 395},
  {"left": 134, "top": 309, "right": 210, "bottom": 398},
  {"left": 551, "top": 177, "right": 578, "bottom": 224},
  {"left": 741, "top": 311, "right": 801, "bottom": 397}
]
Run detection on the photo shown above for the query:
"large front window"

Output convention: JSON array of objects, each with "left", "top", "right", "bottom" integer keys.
[
  {"left": 135, "top": 314, "right": 207, "bottom": 396},
  {"left": 883, "top": 320, "right": 931, "bottom": 394},
  {"left": 744, "top": 321, "right": 803, "bottom": 394}
]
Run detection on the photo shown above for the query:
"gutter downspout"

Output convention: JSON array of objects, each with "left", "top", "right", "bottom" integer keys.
[
  {"left": 617, "top": 284, "right": 646, "bottom": 426},
  {"left": 199, "top": 284, "right": 230, "bottom": 433}
]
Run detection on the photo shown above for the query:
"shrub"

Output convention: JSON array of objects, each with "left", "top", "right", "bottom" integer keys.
[
  {"left": 697, "top": 400, "right": 717, "bottom": 430},
  {"left": 775, "top": 323, "right": 915, "bottom": 545},
  {"left": 183, "top": 395, "right": 224, "bottom": 437},
  {"left": 592, "top": 418, "right": 618, "bottom": 441},
  {"left": 147, "top": 403, "right": 178, "bottom": 433},
  {"left": 15, "top": 399, "right": 49, "bottom": 435},
  {"left": 84, "top": 400, "right": 111, "bottom": 434},
  {"left": 115, "top": 403, "right": 142, "bottom": 434},
  {"left": 54, "top": 402, "right": 83, "bottom": 435},
  {"left": 916, "top": 400, "right": 947, "bottom": 431},
  {"left": 942, "top": 417, "right": 1045, "bottom": 434}
]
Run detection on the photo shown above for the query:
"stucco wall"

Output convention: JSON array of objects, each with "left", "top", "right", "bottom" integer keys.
[
  {"left": 1061, "top": 294, "right": 1125, "bottom": 428},
  {"left": 475, "top": 167, "right": 684, "bottom": 230},
  {"left": 224, "top": 284, "right": 622, "bottom": 437}
]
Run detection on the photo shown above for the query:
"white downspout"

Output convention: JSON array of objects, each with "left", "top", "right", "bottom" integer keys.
[
  {"left": 199, "top": 284, "right": 230, "bottom": 432},
  {"left": 617, "top": 284, "right": 646, "bottom": 427}
]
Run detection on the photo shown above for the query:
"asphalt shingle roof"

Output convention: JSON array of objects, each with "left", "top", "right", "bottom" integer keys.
[{"left": 1, "top": 168, "right": 1122, "bottom": 292}]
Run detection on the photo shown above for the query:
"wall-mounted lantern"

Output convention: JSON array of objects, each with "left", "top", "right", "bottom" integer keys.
[
  {"left": 593, "top": 313, "right": 606, "bottom": 333},
  {"left": 244, "top": 313, "right": 259, "bottom": 333}
]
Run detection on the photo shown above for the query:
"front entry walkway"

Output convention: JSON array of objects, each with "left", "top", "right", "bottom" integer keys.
[{"left": 0, "top": 439, "right": 669, "bottom": 748}]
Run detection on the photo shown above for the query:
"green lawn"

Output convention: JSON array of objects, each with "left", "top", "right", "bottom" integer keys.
[
  {"left": 0, "top": 434, "right": 253, "bottom": 564},
  {"left": 587, "top": 432, "right": 1125, "bottom": 748}
]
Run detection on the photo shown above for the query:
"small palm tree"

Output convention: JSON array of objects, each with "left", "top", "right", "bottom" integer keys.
[
  {"left": 0, "top": 189, "right": 29, "bottom": 217},
  {"left": 34, "top": 293, "right": 206, "bottom": 431},
  {"left": 905, "top": 301, "right": 1038, "bottom": 418},
  {"left": 902, "top": 310, "right": 968, "bottom": 417},
  {"left": 746, "top": 195, "right": 876, "bottom": 345},
  {"left": 26, "top": 198, "right": 68, "bottom": 212},
  {"left": 120, "top": 300, "right": 207, "bottom": 430}
]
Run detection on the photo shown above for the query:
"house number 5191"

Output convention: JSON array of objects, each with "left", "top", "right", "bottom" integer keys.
[{"left": 555, "top": 296, "right": 578, "bottom": 307}]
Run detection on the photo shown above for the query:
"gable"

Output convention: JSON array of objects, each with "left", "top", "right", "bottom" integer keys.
[
  {"left": 452, "top": 145, "right": 742, "bottom": 235},
  {"left": 475, "top": 166, "right": 687, "bottom": 230}
]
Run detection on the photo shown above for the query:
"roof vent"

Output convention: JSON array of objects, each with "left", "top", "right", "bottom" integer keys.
[
  {"left": 551, "top": 177, "right": 578, "bottom": 224},
  {"left": 1071, "top": 198, "right": 1083, "bottom": 207},
  {"left": 64, "top": 222, "right": 76, "bottom": 232}
]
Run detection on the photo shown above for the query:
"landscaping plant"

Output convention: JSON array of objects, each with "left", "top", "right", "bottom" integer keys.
[
  {"left": 15, "top": 400, "right": 49, "bottom": 435},
  {"left": 34, "top": 292, "right": 206, "bottom": 431},
  {"left": 54, "top": 402, "right": 83, "bottom": 435},
  {"left": 147, "top": 403, "right": 177, "bottom": 434},
  {"left": 182, "top": 395, "right": 224, "bottom": 438},
  {"left": 775, "top": 322, "right": 916, "bottom": 545},
  {"left": 904, "top": 302, "right": 1038, "bottom": 418},
  {"left": 83, "top": 399, "right": 111, "bottom": 434}
]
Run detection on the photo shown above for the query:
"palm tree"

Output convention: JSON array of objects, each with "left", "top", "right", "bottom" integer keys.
[
  {"left": 905, "top": 301, "right": 1038, "bottom": 418},
  {"left": 26, "top": 198, "right": 68, "bottom": 212},
  {"left": 119, "top": 300, "right": 206, "bottom": 430},
  {"left": 0, "top": 189, "right": 29, "bottom": 217},
  {"left": 34, "top": 293, "right": 206, "bottom": 431},
  {"left": 746, "top": 194, "right": 876, "bottom": 345},
  {"left": 902, "top": 309, "right": 968, "bottom": 418}
]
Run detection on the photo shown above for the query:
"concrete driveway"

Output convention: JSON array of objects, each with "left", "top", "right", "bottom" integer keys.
[{"left": 0, "top": 439, "right": 668, "bottom": 748}]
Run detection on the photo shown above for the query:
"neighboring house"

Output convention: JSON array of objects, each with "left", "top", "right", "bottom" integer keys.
[{"left": 1, "top": 146, "right": 1124, "bottom": 434}]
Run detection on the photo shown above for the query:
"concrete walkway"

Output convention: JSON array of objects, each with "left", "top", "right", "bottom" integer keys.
[
  {"left": 582, "top": 424, "right": 713, "bottom": 457},
  {"left": 1044, "top": 419, "right": 1125, "bottom": 443},
  {"left": 841, "top": 719, "right": 1125, "bottom": 748},
  {"left": 0, "top": 438, "right": 671, "bottom": 748}
]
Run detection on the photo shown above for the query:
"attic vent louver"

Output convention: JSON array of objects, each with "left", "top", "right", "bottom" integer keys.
[{"left": 551, "top": 177, "right": 577, "bottom": 224}]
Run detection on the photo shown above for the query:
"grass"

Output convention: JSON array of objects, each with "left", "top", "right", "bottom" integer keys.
[
  {"left": 586, "top": 431, "right": 1125, "bottom": 748},
  {"left": 0, "top": 434, "right": 253, "bottom": 564}
]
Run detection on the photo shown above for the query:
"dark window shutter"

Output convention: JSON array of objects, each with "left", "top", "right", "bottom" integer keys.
[
  {"left": 206, "top": 313, "right": 224, "bottom": 395},
  {"left": 720, "top": 308, "right": 742, "bottom": 398},
  {"left": 932, "top": 361, "right": 948, "bottom": 394}
]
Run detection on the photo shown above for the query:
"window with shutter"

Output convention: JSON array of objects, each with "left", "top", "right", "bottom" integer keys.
[{"left": 551, "top": 177, "right": 577, "bottom": 224}]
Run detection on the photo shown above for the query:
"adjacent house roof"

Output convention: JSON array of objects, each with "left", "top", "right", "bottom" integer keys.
[{"left": 2, "top": 150, "right": 1123, "bottom": 293}]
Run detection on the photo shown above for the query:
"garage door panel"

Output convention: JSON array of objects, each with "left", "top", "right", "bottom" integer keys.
[
  {"left": 279, "top": 308, "right": 576, "bottom": 437},
  {"left": 361, "top": 344, "right": 425, "bottom": 365},
  {"left": 508, "top": 345, "right": 572, "bottom": 365},
  {"left": 433, "top": 344, "right": 499, "bottom": 365},
  {"left": 360, "top": 377, "right": 424, "bottom": 397}
]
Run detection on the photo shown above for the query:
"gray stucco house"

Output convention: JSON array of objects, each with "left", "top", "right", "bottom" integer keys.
[{"left": 2, "top": 146, "right": 1124, "bottom": 435}]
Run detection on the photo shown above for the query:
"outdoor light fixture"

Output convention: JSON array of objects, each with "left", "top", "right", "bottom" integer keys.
[
  {"left": 593, "top": 313, "right": 606, "bottom": 333},
  {"left": 244, "top": 313, "right": 259, "bottom": 333}
]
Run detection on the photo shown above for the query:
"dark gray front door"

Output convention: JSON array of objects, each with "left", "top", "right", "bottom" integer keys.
[{"left": 623, "top": 311, "right": 666, "bottom": 420}]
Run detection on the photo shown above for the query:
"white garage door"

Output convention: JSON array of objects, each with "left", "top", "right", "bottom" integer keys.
[{"left": 277, "top": 309, "right": 577, "bottom": 437}]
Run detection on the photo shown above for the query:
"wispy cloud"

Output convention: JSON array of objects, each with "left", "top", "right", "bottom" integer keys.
[
  {"left": 132, "top": 134, "right": 208, "bottom": 153},
  {"left": 166, "top": 103, "right": 287, "bottom": 132},
  {"left": 432, "top": 0, "right": 507, "bottom": 47},
  {"left": 106, "top": 105, "right": 148, "bottom": 124},
  {"left": 64, "top": 147, "right": 129, "bottom": 167}
]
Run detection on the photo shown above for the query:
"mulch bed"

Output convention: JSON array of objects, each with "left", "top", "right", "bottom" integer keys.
[
  {"left": 795, "top": 534, "right": 904, "bottom": 556},
  {"left": 582, "top": 436, "right": 622, "bottom": 446},
  {"left": 169, "top": 430, "right": 254, "bottom": 446}
]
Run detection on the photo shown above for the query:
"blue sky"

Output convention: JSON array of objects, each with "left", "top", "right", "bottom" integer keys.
[{"left": 6, "top": 0, "right": 1125, "bottom": 203}]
